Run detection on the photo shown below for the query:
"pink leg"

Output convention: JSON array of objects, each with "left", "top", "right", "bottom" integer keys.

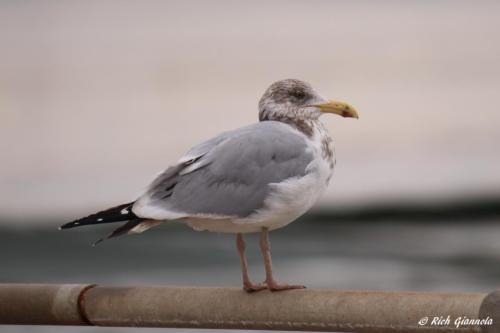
[
  {"left": 236, "top": 233, "right": 267, "bottom": 293},
  {"left": 260, "top": 227, "right": 306, "bottom": 291}
]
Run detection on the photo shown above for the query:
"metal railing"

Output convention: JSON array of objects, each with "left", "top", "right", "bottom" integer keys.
[{"left": 0, "top": 284, "right": 498, "bottom": 332}]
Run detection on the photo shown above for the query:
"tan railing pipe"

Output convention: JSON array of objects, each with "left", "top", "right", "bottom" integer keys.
[{"left": 0, "top": 284, "right": 498, "bottom": 332}]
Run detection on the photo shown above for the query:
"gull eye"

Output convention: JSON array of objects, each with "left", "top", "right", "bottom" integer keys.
[{"left": 290, "top": 89, "right": 306, "bottom": 100}]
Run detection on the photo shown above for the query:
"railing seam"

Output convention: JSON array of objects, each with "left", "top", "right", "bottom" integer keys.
[{"left": 77, "top": 284, "right": 97, "bottom": 325}]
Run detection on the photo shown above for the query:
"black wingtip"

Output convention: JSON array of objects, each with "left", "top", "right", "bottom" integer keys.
[
  {"left": 60, "top": 202, "right": 136, "bottom": 230},
  {"left": 59, "top": 220, "right": 82, "bottom": 230},
  {"left": 91, "top": 219, "right": 142, "bottom": 246}
]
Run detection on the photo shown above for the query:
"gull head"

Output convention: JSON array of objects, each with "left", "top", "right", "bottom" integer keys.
[{"left": 258, "top": 79, "right": 358, "bottom": 121}]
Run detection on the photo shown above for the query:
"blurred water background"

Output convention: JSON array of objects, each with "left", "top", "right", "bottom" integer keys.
[{"left": 1, "top": 1, "right": 500, "bottom": 332}]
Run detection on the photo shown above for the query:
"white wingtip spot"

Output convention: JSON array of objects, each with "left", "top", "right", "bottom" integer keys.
[
  {"left": 120, "top": 208, "right": 129, "bottom": 215},
  {"left": 97, "top": 218, "right": 103, "bottom": 222},
  {"left": 58, "top": 226, "right": 62, "bottom": 230}
]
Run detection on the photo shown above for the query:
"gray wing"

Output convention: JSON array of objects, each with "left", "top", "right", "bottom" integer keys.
[{"left": 135, "top": 121, "right": 313, "bottom": 219}]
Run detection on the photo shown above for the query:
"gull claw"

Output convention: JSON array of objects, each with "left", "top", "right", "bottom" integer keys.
[
  {"left": 243, "top": 282, "right": 267, "bottom": 293},
  {"left": 243, "top": 280, "right": 306, "bottom": 293},
  {"left": 267, "top": 281, "right": 306, "bottom": 292}
]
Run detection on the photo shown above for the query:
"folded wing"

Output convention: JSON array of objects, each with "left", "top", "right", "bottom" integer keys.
[{"left": 132, "top": 121, "right": 313, "bottom": 220}]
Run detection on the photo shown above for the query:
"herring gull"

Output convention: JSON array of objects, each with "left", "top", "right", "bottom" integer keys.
[{"left": 60, "top": 79, "right": 358, "bottom": 292}]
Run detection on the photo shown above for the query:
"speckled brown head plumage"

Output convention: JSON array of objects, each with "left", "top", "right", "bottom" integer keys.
[
  {"left": 258, "top": 79, "right": 358, "bottom": 121},
  {"left": 258, "top": 79, "right": 323, "bottom": 122},
  {"left": 258, "top": 79, "right": 358, "bottom": 137}
]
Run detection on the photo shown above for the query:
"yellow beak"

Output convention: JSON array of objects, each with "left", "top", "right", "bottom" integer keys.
[{"left": 313, "top": 100, "right": 359, "bottom": 119}]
